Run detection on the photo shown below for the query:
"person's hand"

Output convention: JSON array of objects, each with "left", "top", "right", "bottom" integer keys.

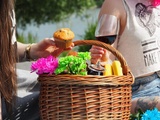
[
  {"left": 30, "top": 38, "right": 74, "bottom": 59},
  {"left": 89, "top": 45, "right": 108, "bottom": 64}
]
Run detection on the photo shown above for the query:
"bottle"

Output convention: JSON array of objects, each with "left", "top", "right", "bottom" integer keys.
[
  {"left": 87, "top": 68, "right": 103, "bottom": 75},
  {"left": 87, "top": 62, "right": 103, "bottom": 75}
]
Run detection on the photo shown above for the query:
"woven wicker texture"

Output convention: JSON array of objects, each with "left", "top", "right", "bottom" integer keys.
[{"left": 38, "top": 40, "right": 134, "bottom": 120}]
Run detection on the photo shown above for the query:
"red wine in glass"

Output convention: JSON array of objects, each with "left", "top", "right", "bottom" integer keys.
[{"left": 96, "top": 35, "right": 117, "bottom": 45}]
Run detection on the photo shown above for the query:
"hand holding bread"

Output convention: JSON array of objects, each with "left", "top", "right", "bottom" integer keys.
[{"left": 28, "top": 28, "right": 74, "bottom": 60}]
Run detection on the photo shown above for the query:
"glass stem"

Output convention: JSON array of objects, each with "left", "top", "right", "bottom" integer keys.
[{"left": 97, "top": 60, "right": 101, "bottom": 75}]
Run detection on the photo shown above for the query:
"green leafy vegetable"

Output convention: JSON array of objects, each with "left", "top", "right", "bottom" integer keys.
[
  {"left": 77, "top": 52, "right": 91, "bottom": 61},
  {"left": 55, "top": 52, "right": 91, "bottom": 75},
  {"left": 130, "top": 109, "right": 144, "bottom": 120}
]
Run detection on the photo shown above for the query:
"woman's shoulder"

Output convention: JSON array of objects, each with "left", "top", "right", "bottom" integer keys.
[{"left": 99, "top": 0, "right": 125, "bottom": 18}]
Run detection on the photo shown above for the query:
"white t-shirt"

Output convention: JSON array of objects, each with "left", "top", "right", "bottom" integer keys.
[{"left": 119, "top": 0, "right": 160, "bottom": 78}]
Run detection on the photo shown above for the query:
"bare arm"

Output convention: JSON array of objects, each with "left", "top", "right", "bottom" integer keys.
[
  {"left": 17, "top": 42, "right": 31, "bottom": 61},
  {"left": 99, "top": 0, "right": 126, "bottom": 36},
  {"left": 17, "top": 39, "right": 57, "bottom": 62},
  {"left": 90, "top": 0, "right": 127, "bottom": 63},
  {"left": 17, "top": 38, "right": 74, "bottom": 62}
]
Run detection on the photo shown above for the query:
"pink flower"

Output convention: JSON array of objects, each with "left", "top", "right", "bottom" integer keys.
[
  {"left": 153, "top": 0, "right": 160, "bottom": 6},
  {"left": 31, "top": 55, "right": 58, "bottom": 75}
]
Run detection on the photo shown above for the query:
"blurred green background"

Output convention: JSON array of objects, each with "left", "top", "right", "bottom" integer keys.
[{"left": 16, "top": 0, "right": 103, "bottom": 52}]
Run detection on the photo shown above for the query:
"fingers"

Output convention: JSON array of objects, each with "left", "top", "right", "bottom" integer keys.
[
  {"left": 90, "top": 45, "right": 107, "bottom": 64},
  {"left": 37, "top": 38, "right": 55, "bottom": 50},
  {"left": 90, "top": 45, "right": 104, "bottom": 57},
  {"left": 64, "top": 43, "right": 74, "bottom": 50},
  {"left": 43, "top": 38, "right": 74, "bottom": 50},
  {"left": 51, "top": 48, "right": 64, "bottom": 58},
  {"left": 50, "top": 42, "right": 74, "bottom": 57},
  {"left": 44, "top": 38, "right": 55, "bottom": 46}
]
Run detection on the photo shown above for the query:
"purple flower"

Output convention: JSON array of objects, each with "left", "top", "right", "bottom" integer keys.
[{"left": 31, "top": 55, "right": 58, "bottom": 75}]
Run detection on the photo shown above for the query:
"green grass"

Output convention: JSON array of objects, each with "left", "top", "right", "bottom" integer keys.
[{"left": 17, "top": 32, "right": 38, "bottom": 43}]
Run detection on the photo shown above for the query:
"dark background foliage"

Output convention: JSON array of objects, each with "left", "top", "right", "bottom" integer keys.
[
  {"left": 15, "top": 0, "right": 104, "bottom": 51},
  {"left": 15, "top": 0, "right": 103, "bottom": 28}
]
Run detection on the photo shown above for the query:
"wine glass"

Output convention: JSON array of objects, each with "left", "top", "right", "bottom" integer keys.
[
  {"left": 89, "top": 14, "right": 119, "bottom": 75},
  {"left": 95, "top": 14, "right": 119, "bottom": 44}
]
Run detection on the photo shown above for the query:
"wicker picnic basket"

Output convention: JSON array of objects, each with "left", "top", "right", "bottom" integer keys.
[{"left": 38, "top": 40, "right": 134, "bottom": 120}]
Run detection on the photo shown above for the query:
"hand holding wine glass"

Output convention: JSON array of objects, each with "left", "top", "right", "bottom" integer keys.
[{"left": 89, "top": 14, "right": 119, "bottom": 75}]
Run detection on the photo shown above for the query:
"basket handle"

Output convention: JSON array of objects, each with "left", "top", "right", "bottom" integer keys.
[{"left": 73, "top": 40, "right": 129, "bottom": 75}]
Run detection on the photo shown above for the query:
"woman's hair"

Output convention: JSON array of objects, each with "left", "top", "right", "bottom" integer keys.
[{"left": 0, "top": 0, "right": 17, "bottom": 108}]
